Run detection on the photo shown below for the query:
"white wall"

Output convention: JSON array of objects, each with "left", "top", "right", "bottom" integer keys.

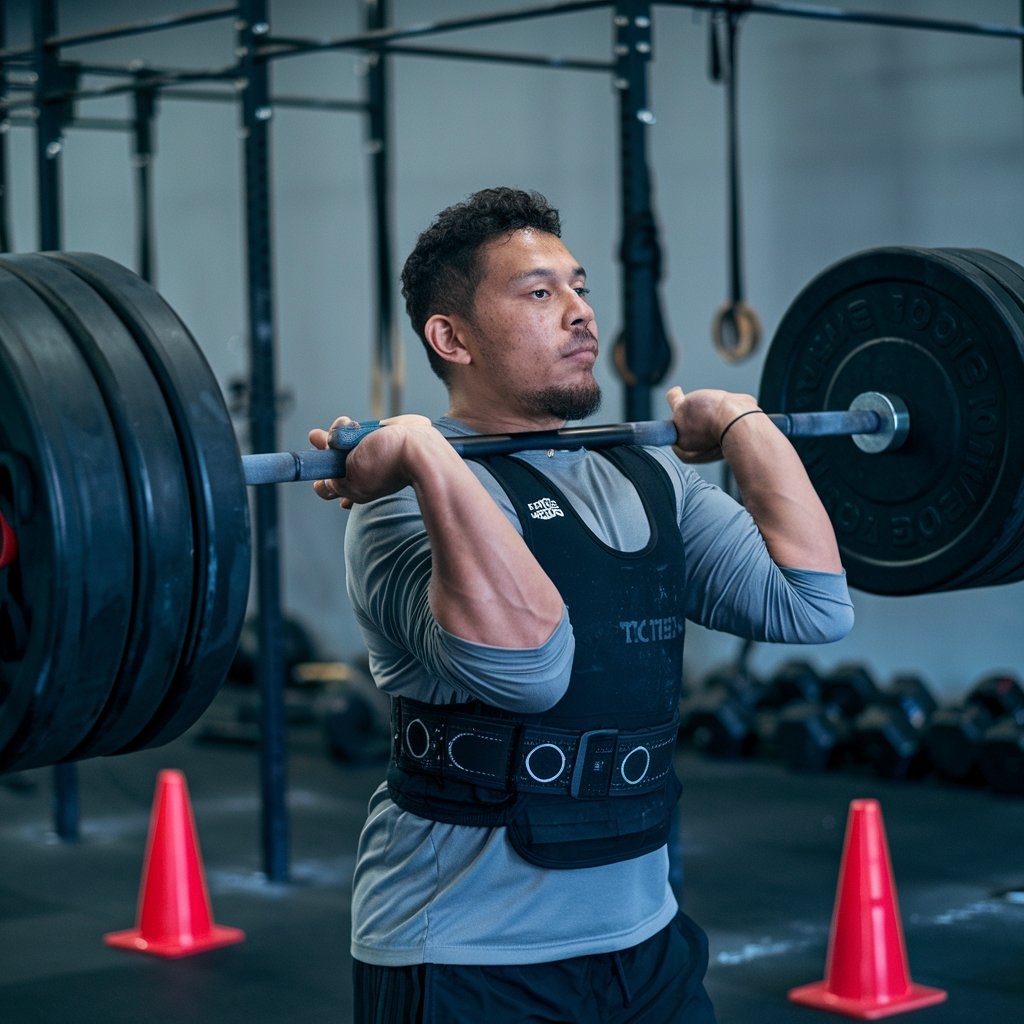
[{"left": 5, "top": 1, "right": 1023, "bottom": 700}]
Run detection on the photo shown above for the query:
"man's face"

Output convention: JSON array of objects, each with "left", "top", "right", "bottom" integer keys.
[{"left": 458, "top": 228, "right": 601, "bottom": 428}]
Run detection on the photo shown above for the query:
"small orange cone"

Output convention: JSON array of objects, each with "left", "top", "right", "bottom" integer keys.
[
  {"left": 788, "top": 798, "right": 947, "bottom": 1019},
  {"left": 105, "top": 769, "right": 245, "bottom": 958}
]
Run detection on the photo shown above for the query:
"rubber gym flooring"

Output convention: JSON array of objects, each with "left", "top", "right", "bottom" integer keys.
[{"left": 1, "top": 683, "right": 1021, "bottom": 1023}]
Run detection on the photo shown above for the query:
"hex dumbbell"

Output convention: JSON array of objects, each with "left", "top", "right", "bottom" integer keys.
[
  {"left": 678, "top": 665, "right": 765, "bottom": 759},
  {"left": 923, "top": 674, "right": 1024, "bottom": 785},
  {"left": 774, "top": 662, "right": 881, "bottom": 772},
  {"left": 977, "top": 709, "right": 1024, "bottom": 794},
  {"left": 849, "top": 674, "right": 938, "bottom": 780},
  {"left": 679, "top": 659, "right": 822, "bottom": 760}
]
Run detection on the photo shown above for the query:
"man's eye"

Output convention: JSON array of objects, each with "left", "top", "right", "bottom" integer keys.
[
  {"left": 531, "top": 289, "right": 549, "bottom": 299},
  {"left": 575, "top": 287, "right": 591, "bottom": 297}
]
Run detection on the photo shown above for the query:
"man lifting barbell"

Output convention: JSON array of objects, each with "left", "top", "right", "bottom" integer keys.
[
  {"left": 3, "top": 186, "right": 1022, "bottom": 1012},
  {"left": 308, "top": 187, "right": 854, "bottom": 1023}
]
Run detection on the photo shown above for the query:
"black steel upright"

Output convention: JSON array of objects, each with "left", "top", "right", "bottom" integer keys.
[
  {"left": 237, "top": 0, "right": 289, "bottom": 883},
  {"left": 33, "top": 0, "right": 63, "bottom": 252},
  {"left": 364, "top": 0, "right": 402, "bottom": 417},
  {"left": 131, "top": 71, "right": 158, "bottom": 283},
  {"left": 613, "top": 1, "right": 671, "bottom": 421}
]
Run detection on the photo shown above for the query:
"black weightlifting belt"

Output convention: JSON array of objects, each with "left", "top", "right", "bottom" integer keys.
[{"left": 392, "top": 696, "right": 679, "bottom": 799}]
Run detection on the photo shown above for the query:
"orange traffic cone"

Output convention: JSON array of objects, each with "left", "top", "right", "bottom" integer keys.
[
  {"left": 105, "top": 769, "right": 245, "bottom": 958},
  {"left": 789, "top": 798, "right": 947, "bottom": 1019}
]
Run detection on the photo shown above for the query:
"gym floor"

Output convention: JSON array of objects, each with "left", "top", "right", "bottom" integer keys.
[{"left": 1, "top": 683, "right": 1022, "bottom": 1024}]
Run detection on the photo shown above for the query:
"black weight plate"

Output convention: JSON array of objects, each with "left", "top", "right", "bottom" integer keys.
[
  {"left": 938, "top": 248, "right": 1024, "bottom": 588},
  {"left": 759, "top": 247, "right": 1024, "bottom": 595},
  {"left": 0, "top": 254, "right": 196, "bottom": 758},
  {"left": 962, "top": 250, "right": 1024, "bottom": 586},
  {"left": 52, "top": 253, "right": 251, "bottom": 751},
  {"left": 907, "top": 248, "right": 1024, "bottom": 590},
  {"left": 0, "top": 268, "right": 134, "bottom": 771}
]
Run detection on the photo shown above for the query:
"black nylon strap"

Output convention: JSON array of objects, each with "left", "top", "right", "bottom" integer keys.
[{"left": 393, "top": 697, "right": 677, "bottom": 800}]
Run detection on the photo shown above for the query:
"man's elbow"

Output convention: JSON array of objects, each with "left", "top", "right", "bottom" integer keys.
[{"left": 803, "top": 603, "right": 855, "bottom": 645}]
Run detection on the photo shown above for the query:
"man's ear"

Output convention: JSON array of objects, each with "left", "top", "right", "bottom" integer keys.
[{"left": 424, "top": 314, "right": 472, "bottom": 367}]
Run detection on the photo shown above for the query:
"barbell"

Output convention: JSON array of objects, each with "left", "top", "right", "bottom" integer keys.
[{"left": 2, "top": 245, "right": 1024, "bottom": 773}]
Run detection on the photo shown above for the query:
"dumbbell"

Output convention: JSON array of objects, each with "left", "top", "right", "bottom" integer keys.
[
  {"left": 746, "top": 659, "right": 828, "bottom": 760},
  {"left": 678, "top": 660, "right": 821, "bottom": 759},
  {"left": 760, "top": 659, "right": 824, "bottom": 709},
  {"left": 977, "top": 718, "right": 1024, "bottom": 794},
  {"left": 774, "top": 662, "right": 881, "bottom": 772},
  {"left": 849, "top": 674, "right": 937, "bottom": 780},
  {"left": 923, "top": 674, "right": 1024, "bottom": 784},
  {"left": 678, "top": 665, "right": 764, "bottom": 759}
]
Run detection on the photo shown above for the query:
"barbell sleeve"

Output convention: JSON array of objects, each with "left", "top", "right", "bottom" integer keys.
[{"left": 241, "top": 392, "right": 909, "bottom": 486}]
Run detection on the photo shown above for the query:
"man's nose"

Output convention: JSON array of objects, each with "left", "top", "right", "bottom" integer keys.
[{"left": 567, "top": 292, "right": 594, "bottom": 328}]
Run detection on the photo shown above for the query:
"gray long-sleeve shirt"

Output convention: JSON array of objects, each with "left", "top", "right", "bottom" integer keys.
[{"left": 345, "top": 418, "right": 854, "bottom": 966}]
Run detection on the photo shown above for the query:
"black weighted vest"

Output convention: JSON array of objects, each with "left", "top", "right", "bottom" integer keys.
[{"left": 387, "top": 446, "right": 686, "bottom": 869}]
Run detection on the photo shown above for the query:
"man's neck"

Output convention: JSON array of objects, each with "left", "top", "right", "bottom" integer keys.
[{"left": 444, "top": 403, "right": 565, "bottom": 436}]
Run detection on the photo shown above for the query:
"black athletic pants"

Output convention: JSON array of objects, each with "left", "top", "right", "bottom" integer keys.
[{"left": 352, "top": 909, "right": 717, "bottom": 1023}]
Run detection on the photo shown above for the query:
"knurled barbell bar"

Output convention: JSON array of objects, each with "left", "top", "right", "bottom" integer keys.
[
  {"left": 239, "top": 389, "right": 910, "bottom": 486},
  {"left": 4, "top": 244, "right": 1024, "bottom": 774}
]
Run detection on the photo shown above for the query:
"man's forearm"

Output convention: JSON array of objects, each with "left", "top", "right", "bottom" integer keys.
[{"left": 721, "top": 411, "right": 843, "bottom": 573}]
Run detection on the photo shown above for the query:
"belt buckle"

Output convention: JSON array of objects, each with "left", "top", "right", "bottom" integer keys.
[{"left": 570, "top": 729, "right": 618, "bottom": 798}]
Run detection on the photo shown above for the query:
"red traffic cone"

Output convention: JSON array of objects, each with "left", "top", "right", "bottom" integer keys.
[
  {"left": 789, "top": 798, "right": 946, "bottom": 1019},
  {"left": 105, "top": 769, "right": 245, "bottom": 958}
]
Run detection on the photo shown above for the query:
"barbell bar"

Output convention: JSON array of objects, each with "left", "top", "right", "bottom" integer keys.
[{"left": 240, "top": 391, "right": 911, "bottom": 486}]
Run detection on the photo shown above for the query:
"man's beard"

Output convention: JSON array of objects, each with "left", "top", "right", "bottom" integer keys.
[{"left": 527, "top": 378, "right": 602, "bottom": 422}]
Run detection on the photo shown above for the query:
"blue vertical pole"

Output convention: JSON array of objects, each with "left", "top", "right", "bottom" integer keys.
[
  {"left": 364, "top": 0, "right": 401, "bottom": 417},
  {"left": 237, "top": 0, "right": 289, "bottom": 883}
]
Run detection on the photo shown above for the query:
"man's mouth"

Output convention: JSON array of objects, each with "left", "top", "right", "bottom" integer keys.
[{"left": 566, "top": 330, "right": 598, "bottom": 361}]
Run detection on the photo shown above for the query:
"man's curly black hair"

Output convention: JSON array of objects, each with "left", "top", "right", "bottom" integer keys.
[{"left": 400, "top": 187, "right": 562, "bottom": 383}]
